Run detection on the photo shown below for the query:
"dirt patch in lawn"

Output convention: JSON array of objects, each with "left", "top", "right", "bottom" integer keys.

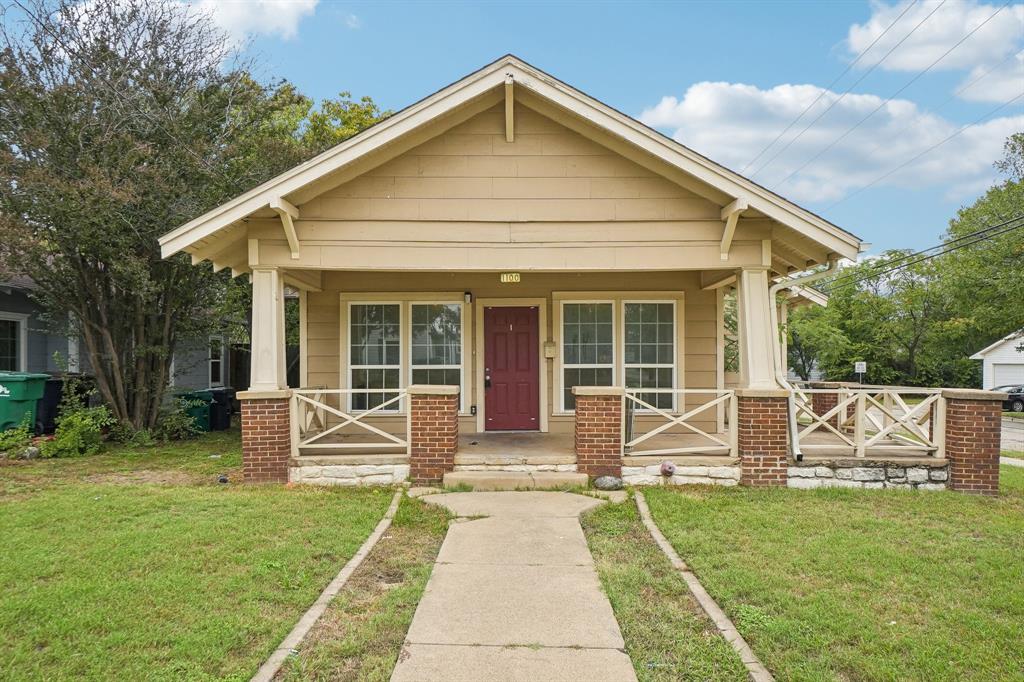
[
  {"left": 82, "top": 470, "right": 211, "bottom": 486},
  {"left": 276, "top": 495, "right": 450, "bottom": 682}
]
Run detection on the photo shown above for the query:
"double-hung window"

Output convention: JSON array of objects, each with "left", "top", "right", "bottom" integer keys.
[
  {"left": 624, "top": 302, "right": 675, "bottom": 409},
  {"left": 208, "top": 336, "right": 225, "bottom": 388},
  {"left": 561, "top": 302, "right": 614, "bottom": 410},
  {"left": 349, "top": 303, "right": 401, "bottom": 411},
  {"left": 0, "top": 314, "right": 26, "bottom": 372},
  {"left": 410, "top": 303, "right": 463, "bottom": 409}
]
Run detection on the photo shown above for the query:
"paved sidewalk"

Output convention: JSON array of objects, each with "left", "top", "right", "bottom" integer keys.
[{"left": 391, "top": 491, "right": 637, "bottom": 682}]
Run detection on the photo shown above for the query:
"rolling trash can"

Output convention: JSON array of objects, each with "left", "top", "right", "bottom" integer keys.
[
  {"left": 0, "top": 372, "right": 50, "bottom": 432},
  {"left": 178, "top": 390, "right": 214, "bottom": 432}
]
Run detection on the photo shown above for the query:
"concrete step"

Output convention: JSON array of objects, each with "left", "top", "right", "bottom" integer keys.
[{"left": 443, "top": 471, "right": 588, "bottom": 492}]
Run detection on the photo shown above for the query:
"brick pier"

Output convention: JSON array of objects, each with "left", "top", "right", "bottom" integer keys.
[{"left": 572, "top": 387, "right": 624, "bottom": 479}]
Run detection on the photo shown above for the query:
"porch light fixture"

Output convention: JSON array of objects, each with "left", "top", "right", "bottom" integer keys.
[{"left": 464, "top": 292, "right": 472, "bottom": 304}]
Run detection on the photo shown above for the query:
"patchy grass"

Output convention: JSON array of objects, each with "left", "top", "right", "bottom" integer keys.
[
  {"left": 581, "top": 496, "right": 748, "bottom": 681},
  {"left": 278, "top": 495, "right": 449, "bottom": 681},
  {"left": 644, "top": 474, "right": 1024, "bottom": 681},
  {"left": 0, "top": 431, "right": 393, "bottom": 680},
  {"left": 1003, "top": 411, "right": 1023, "bottom": 419}
]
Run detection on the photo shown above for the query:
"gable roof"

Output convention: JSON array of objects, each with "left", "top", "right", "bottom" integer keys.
[
  {"left": 159, "top": 55, "right": 862, "bottom": 261},
  {"left": 970, "top": 329, "right": 1024, "bottom": 359}
]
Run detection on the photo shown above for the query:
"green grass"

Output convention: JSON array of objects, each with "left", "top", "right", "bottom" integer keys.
[
  {"left": 581, "top": 496, "right": 749, "bottom": 681},
  {"left": 643, "top": 472, "right": 1024, "bottom": 681},
  {"left": 0, "top": 432, "right": 393, "bottom": 680},
  {"left": 279, "top": 495, "right": 449, "bottom": 681},
  {"left": 1003, "top": 411, "right": 1024, "bottom": 419}
]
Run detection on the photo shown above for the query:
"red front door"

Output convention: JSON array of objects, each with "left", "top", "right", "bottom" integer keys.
[{"left": 484, "top": 306, "right": 540, "bottom": 430}]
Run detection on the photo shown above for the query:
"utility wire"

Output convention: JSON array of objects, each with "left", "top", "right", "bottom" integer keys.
[
  {"left": 775, "top": 1, "right": 1011, "bottom": 189},
  {"left": 821, "top": 215, "right": 1024, "bottom": 293},
  {"left": 749, "top": 0, "right": 948, "bottom": 180},
  {"left": 825, "top": 90, "right": 1024, "bottom": 210},
  {"left": 740, "top": 0, "right": 920, "bottom": 173}
]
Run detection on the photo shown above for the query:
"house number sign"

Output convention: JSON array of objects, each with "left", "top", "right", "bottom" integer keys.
[{"left": 500, "top": 272, "right": 521, "bottom": 283}]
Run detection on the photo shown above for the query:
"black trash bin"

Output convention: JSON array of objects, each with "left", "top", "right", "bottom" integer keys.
[
  {"left": 207, "top": 387, "right": 236, "bottom": 431},
  {"left": 35, "top": 377, "right": 65, "bottom": 434}
]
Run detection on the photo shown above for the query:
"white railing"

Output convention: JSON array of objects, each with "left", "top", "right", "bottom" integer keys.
[
  {"left": 792, "top": 385, "right": 944, "bottom": 458},
  {"left": 622, "top": 389, "right": 737, "bottom": 457},
  {"left": 290, "top": 388, "right": 409, "bottom": 455}
]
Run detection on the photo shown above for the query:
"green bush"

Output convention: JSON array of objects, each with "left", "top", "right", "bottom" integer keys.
[
  {"left": 40, "top": 406, "right": 113, "bottom": 458},
  {"left": 152, "top": 399, "right": 202, "bottom": 442},
  {"left": 0, "top": 416, "right": 33, "bottom": 457},
  {"left": 107, "top": 421, "right": 155, "bottom": 447}
]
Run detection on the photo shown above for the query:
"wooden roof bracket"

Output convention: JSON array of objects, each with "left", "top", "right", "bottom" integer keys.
[
  {"left": 504, "top": 73, "right": 514, "bottom": 143},
  {"left": 269, "top": 197, "right": 300, "bottom": 259},
  {"left": 719, "top": 196, "right": 749, "bottom": 261}
]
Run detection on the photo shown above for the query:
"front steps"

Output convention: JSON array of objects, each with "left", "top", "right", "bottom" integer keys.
[{"left": 443, "top": 470, "right": 587, "bottom": 491}]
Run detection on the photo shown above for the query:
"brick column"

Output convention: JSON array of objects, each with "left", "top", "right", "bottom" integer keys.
[
  {"left": 942, "top": 389, "right": 1003, "bottom": 496},
  {"left": 736, "top": 388, "right": 790, "bottom": 487},
  {"left": 572, "top": 387, "right": 623, "bottom": 479},
  {"left": 408, "top": 385, "right": 459, "bottom": 485},
  {"left": 238, "top": 391, "right": 291, "bottom": 483}
]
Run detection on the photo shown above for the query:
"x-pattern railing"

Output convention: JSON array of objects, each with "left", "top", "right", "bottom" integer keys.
[
  {"left": 623, "top": 389, "right": 737, "bottom": 457},
  {"left": 290, "top": 388, "right": 409, "bottom": 454},
  {"left": 793, "top": 386, "right": 944, "bottom": 457}
]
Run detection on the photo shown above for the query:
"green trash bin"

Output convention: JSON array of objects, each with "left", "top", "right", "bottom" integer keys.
[
  {"left": 0, "top": 372, "right": 50, "bottom": 432},
  {"left": 178, "top": 390, "right": 214, "bottom": 432}
]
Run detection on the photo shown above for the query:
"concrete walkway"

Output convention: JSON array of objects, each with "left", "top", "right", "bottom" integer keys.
[{"left": 391, "top": 491, "right": 637, "bottom": 682}]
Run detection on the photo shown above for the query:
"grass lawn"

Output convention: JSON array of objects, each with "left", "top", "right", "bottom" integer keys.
[
  {"left": 582, "top": 497, "right": 749, "bottom": 681},
  {"left": 0, "top": 431, "right": 393, "bottom": 680},
  {"left": 279, "top": 495, "right": 449, "bottom": 681},
  {"left": 643, "top": 468, "right": 1024, "bottom": 681}
]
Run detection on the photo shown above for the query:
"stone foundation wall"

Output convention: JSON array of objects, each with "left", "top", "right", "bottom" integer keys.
[
  {"left": 454, "top": 464, "right": 578, "bottom": 473},
  {"left": 787, "top": 461, "right": 948, "bottom": 490},
  {"left": 290, "top": 463, "right": 410, "bottom": 486},
  {"left": 622, "top": 464, "right": 740, "bottom": 486}
]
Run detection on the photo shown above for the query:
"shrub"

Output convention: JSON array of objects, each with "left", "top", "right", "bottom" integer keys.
[
  {"left": 152, "top": 399, "right": 202, "bottom": 442},
  {"left": 107, "top": 421, "right": 155, "bottom": 447},
  {"left": 0, "top": 417, "right": 33, "bottom": 457},
  {"left": 40, "top": 406, "right": 114, "bottom": 458}
]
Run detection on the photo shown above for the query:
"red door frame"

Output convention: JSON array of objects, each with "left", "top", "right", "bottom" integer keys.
[{"left": 483, "top": 305, "right": 540, "bottom": 431}]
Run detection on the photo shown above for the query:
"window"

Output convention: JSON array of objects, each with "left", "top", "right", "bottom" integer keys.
[
  {"left": 624, "top": 302, "right": 675, "bottom": 409},
  {"left": 208, "top": 336, "right": 225, "bottom": 388},
  {"left": 349, "top": 303, "right": 401, "bottom": 411},
  {"left": 410, "top": 303, "right": 462, "bottom": 407},
  {"left": 561, "top": 302, "right": 614, "bottom": 410},
  {"left": 0, "top": 316, "right": 25, "bottom": 372}
]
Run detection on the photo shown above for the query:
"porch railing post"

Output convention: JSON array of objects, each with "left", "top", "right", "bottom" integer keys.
[
  {"left": 854, "top": 392, "right": 866, "bottom": 458},
  {"left": 728, "top": 392, "right": 739, "bottom": 458}
]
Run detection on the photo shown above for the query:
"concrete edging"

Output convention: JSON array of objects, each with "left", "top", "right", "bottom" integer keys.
[
  {"left": 634, "top": 492, "right": 774, "bottom": 682},
  {"left": 250, "top": 490, "right": 403, "bottom": 682}
]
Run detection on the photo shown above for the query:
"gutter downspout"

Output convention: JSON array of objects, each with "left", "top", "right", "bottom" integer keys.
[{"left": 768, "top": 257, "right": 840, "bottom": 461}]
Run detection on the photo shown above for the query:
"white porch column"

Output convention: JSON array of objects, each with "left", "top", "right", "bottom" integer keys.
[
  {"left": 249, "top": 267, "right": 287, "bottom": 391},
  {"left": 737, "top": 267, "right": 779, "bottom": 389}
]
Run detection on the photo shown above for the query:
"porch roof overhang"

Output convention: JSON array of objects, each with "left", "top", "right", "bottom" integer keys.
[{"left": 159, "top": 55, "right": 862, "bottom": 274}]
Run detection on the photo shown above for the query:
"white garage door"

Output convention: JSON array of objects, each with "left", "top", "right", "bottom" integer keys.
[{"left": 993, "top": 363, "right": 1024, "bottom": 387}]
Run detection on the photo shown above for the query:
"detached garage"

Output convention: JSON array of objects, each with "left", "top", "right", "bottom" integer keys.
[{"left": 971, "top": 330, "right": 1024, "bottom": 389}]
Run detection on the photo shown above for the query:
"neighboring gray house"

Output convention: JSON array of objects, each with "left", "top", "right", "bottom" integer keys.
[{"left": 1, "top": 278, "right": 233, "bottom": 392}]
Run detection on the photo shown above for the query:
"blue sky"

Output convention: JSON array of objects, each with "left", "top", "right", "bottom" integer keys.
[{"left": 214, "top": 0, "right": 1023, "bottom": 254}]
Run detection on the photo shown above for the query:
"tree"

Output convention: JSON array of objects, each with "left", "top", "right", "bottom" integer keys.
[{"left": 0, "top": 0, "right": 386, "bottom": 429}]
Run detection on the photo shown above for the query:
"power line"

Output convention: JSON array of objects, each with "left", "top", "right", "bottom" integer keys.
[
  {"left": 821, "top": 215, "right": 1024, "bottom": 293},
  {"left": 821, "top": 214, "right": 1024, "bottom": 290},
  {"left": 739, "top": 0, "right": 921, "bottom": 173},
  {"left": 825, "top": 90, "right": 1024, "bottom": 211},
  {"left": 774, "top": 1, "right": 1011, "bottom": 189},
  {"left": 749, "top": 0, "right": 948, "bottom": 180}
]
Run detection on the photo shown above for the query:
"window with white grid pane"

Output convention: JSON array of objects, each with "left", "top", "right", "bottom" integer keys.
[
  {"left": 623, "top": 302, "right": 675, "bottom": 410},
  {"left": 349, "top": 303, "right": 401, "bottom": 411},
  {"left": 410, "top": 303, "right": 463, "bottom": 409},
  {"left": 561, "top": 302, "right": 614, "bottom": 411}
]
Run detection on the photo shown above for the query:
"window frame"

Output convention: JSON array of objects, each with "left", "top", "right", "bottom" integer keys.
[
  {"left": 208, "top": 335, "right": 225, "bottom": 388},
  {"left": 0, "top": 312, "right": 28, "bottom": 373},
  {"left": 557, "top": 299, "right": 616, "bottom": 412},
  {"left": 347, "top": 300, "right": 404, "bottom": 413},
  {"left": 621, "top": 299, "right": 678, "bottom": 412},
  {"left": 408, "top": 300, "right": 466, "bottom": 412}
]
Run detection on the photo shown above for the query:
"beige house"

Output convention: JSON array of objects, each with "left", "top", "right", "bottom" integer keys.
[{"left": 160, "top": 56, "right": 1003, "bottom": 494}]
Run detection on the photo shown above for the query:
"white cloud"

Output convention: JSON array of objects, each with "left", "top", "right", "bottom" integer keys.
[
  {"left": 640, "top": 81, "right": 1022, "bottom": 203},
  {"left": 847, "top": 1, "right": 1024, "bottom": 72},
  {"left": 195, "top": 0, "right": 318, "bottom": 41},
  {"left": 344, "top": 13, "right": 361, "bottom": 29},
  {"left": 956, "top": 50, "right": 1024, "bottom": 102}
]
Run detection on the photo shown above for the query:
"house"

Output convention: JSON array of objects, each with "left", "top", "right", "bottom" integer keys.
[
  {"left": 160, "top": 56, "right": 1004, "bottom": 494},
  {"left": 971, "top": 330, "right": 1024, "bottom": 389},
  {"left": 1, "top": 277, "right": 231, "bottom": 392}
]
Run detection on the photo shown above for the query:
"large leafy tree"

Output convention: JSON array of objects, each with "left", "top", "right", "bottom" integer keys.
[{"left": 0, "top": 0, "right": 386, "bottom": 428}]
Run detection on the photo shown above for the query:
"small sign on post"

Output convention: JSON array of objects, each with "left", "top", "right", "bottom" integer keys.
[{"left": 854, "top": 361, "right": 866, "bottom": 384}]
